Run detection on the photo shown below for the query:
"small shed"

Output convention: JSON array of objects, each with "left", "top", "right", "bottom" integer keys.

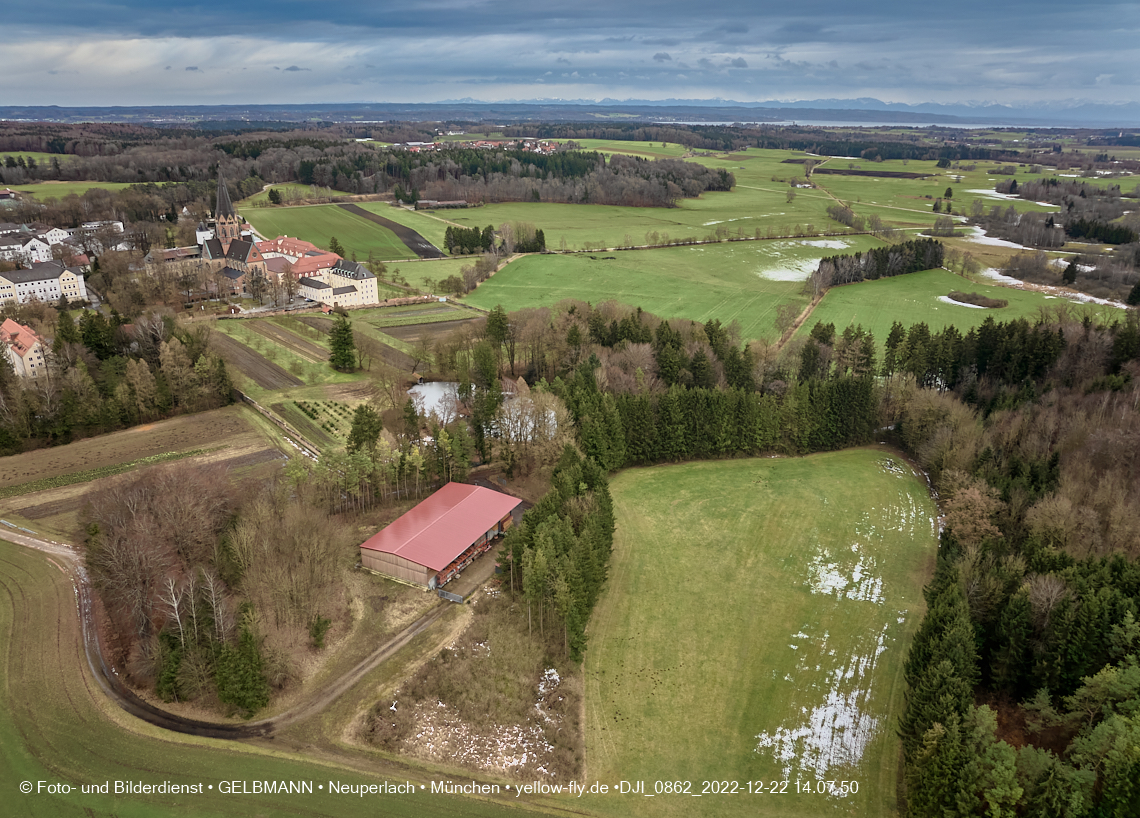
[{"left": 359, "top": 482, "right": 521, "bottom": 589}]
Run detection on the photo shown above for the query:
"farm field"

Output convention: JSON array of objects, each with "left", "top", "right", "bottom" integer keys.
[
  {"left": 466, "top": 238, "right": 883, "bottom": 341},
  {"left": 796, "top": 268, "right": 1107, "bottom": 345},
  {"left": 0, "top": 540, "right": 541, "bottom": 818},
  {"left": 442, "top": 187, "right": 842, "bottom": 253},
  {"left": 6, "top": 180, "right": 138, "bottom": 199},
  {"left": 239, "top": 203, "right": 419, "bottom": 261},
  {"left": 213, "top": 318, "right": 363, "bottom": 398},
  {"left": 583, "top": 450, "right": 937, "bottom": 818},
  {"left": 0, "top": 404, "right": 282, "bottom": 540},
  {"left": 239, "top": 183, "right": 353, "bottom": 205},
  {"left": 355, "top": 202, "right": 453, "bottom": 252}
]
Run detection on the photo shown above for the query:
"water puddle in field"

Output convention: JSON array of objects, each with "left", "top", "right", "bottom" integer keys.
[
  {"left": 754, "top": 623, "right": 891, "bottom": 786},
  {"left": 748, "top": 238, "right": 856, "bottom": 282}
]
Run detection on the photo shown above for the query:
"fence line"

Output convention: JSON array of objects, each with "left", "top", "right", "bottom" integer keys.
[{"left": 233, "top": 389, "right": 322, "bottom": 459}]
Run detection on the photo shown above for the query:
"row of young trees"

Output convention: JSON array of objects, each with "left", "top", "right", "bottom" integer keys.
[
  {"left": 500, "top": 446, "right": 614, "bottom": 660},
  {"left": 810, "top": 237, "right": 946, "bottom": 289}
]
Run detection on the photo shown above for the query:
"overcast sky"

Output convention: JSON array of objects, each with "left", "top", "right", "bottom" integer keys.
[{"left": 3, "top": 0, "right": 1138, "bottom": 108}]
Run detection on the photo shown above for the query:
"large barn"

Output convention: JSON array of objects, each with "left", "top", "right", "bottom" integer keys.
[{"left": 359, "top": 482, "right": 521, "bottom": 589}]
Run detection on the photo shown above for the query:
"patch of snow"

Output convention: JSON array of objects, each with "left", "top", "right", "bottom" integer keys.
[
  {"left": 938, "top": 295, "right": 988, "bottom": 309},
  {"left": 963, "top": 226, "right": 1036, "bottom": 250},
  {"left": 755, "top": 624, "right": 890, "bottom": 786},
  {"left": 800, "top": 239, "right": 851, "bottom": 249},
  {"left": 806, "top": 551, "right": 884, "bottom": 604}
]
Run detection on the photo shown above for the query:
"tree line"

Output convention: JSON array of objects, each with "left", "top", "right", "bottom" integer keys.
[
  {"left": 0, "top": 305, "right": 232, "bottom": 454},
  {"left": 810, "top": 237, "right": 945, "bottom": 290}
]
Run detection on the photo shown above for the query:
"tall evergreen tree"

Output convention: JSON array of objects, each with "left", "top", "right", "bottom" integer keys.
[{"left": 328, "top": 315, "right": 357, "bottom": 372}]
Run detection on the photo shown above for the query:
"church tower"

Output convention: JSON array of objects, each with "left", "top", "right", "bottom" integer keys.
[{"left": 214, "top": 173, "right": 241, "bottom": 253}]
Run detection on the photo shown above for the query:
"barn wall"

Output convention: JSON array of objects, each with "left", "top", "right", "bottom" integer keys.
[{"left": 360, "top": 549, "right": 433, "bottom": 587}]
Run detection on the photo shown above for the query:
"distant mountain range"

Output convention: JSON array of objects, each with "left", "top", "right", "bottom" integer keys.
[{"left": 2, "top": 99, "right": 1138, "bottom": 128}]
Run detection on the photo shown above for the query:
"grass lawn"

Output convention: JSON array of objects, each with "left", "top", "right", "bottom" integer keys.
[
  {"left": 466, "top": 237, "right": 883, "bottom": 341},
  {"left": 583, "top": 450, "right": 937, "bottom": 818},
  {"left": 797, "top": 267, "right": 1106, "bottom": 344},
  {"left": 0, "top": 540, "right": 540, "bottom": 818},
  {"left": 239, "top": 203, "right": 419, "bottom": 262}
]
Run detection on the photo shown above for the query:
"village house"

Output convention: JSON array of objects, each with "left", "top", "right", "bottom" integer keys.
[{"left": 0, "top": 234, "right": 52, "bottom": 265}]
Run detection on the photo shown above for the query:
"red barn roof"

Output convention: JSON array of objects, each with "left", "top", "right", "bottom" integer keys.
[{"left": 360, "top": 483, "right": 521, "bottom": 571}]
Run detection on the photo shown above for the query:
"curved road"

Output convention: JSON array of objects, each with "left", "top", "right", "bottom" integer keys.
[{"left": 5, "top": 528, "right": 456, "bottom": 741}]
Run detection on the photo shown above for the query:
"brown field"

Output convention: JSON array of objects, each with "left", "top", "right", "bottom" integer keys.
[
  {"left": 295, "top": 315, "right": 417, "bottom": 371},
  {"left": 0, "top": 407, "right": 284, "bottom": 538},
  {"left": 246, "top": 320, "right": 330, "bottom": 364},
  {"left": 383, "top": 317, "right": 484, "bottom": 345},
  {"left": 210, "top": 330, "right": 305, "bottom": 389},
  {"left": 0, "top": 406, "right": 261, "bottom": 490}
]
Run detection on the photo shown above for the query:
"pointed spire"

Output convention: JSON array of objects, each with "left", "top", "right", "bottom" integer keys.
[{"left": 215, "top": 172, "right": 235, "bottom": 218}]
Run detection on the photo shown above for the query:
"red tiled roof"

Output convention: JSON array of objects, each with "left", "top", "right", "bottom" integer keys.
[
  {"left": 290, "top": 252, "right": 340, "bottom": 276},
  {"left": 1, "top": 318, "right": 41, "bottom": 359},
  {"left": 359, "top": 482, "right": 521, "bottom": 571}
]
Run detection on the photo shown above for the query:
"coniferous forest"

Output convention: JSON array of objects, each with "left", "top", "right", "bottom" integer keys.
[{"left": 447, "top": 298, "right": 1140, "bottom": 815}]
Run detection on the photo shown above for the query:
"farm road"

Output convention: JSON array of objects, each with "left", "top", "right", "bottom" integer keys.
[
  {"left": 4, "top": 527, "right": 497, "bottom": 741},
  {"left": 339, "top": 204, "right": 445, "bottom": 259},
  {"left": 210, "top": 331, "right": 304, "bottom": 389}
]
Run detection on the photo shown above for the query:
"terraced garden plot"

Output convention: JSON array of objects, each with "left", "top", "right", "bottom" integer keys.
[
  {"left": 583, "top": 450, "right": 936, "bottom": 818},
  {"left": 210, "top": 329, "right": 304, "bottom": 389},
  {"left": 245, "top": 319, "right": 330, "bottom": 363},
  {"left": 294, "top": 315, "right": 417, "bottom": 371}
]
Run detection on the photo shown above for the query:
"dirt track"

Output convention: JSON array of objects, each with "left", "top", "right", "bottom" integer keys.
[
  {"left": 339, "top": 203, "right": 445, "bottom": 259},
  {"left": 210, "top": 331, "right": 304, "bottom": 389},
  {"left": 6, "top": 527, "right": 464, "bottom": 740},
  {"left": 246, "top": 320, "right": 330, "bottom": 364}
]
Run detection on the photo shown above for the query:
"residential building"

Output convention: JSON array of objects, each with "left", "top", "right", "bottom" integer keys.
[
  {"left": 0, "top": 318, "right": 46, "bottom": 378},
  {"left": 0, "top": 235, "right": 52, "bottom": 265},
  {"left": 296, "top": 259, "right": 381, "bottom": 308},
  {"left": 0, "top": 260, "right": 88, "bottom": 304}
]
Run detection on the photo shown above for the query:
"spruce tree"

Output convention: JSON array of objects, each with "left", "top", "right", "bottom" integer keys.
[{"left": 328, "top": 315, "right": 357, "bottom": 372}]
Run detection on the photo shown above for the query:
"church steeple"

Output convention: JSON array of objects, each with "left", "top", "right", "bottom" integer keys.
[
  {"left": 214, "top": 172, "right": 240, "bottom": 252},
  {"left": 215, "top": 172, "right": 235, "bottom": 219}
]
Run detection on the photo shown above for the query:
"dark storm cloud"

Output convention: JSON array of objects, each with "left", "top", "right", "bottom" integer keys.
[{"left": 3, "top": 0, "right": 1138, "bottom": 106}]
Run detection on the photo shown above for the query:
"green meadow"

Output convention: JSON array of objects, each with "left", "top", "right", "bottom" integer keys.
[
  {"left": 7, "top": 181, "right": 139, "bottom": 199},
  {"left": 239, "top": 183, "right": 354, "bottom": 205},
  {"left": 797, "top": 268, "right": 1107, "bottom": 345},
  {"left": 467, "top": 237, "right": 884, "bottom": 340},
  {"left": 239, "top": 204, "right": 418, "bottom": 261},
  {"left": 583, "top": 450, "right": 936, "bottom": 818}
]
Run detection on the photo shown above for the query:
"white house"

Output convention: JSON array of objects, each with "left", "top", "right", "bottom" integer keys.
[{"left": 0, "top": 235, "right": 52, "bottom": 265}]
